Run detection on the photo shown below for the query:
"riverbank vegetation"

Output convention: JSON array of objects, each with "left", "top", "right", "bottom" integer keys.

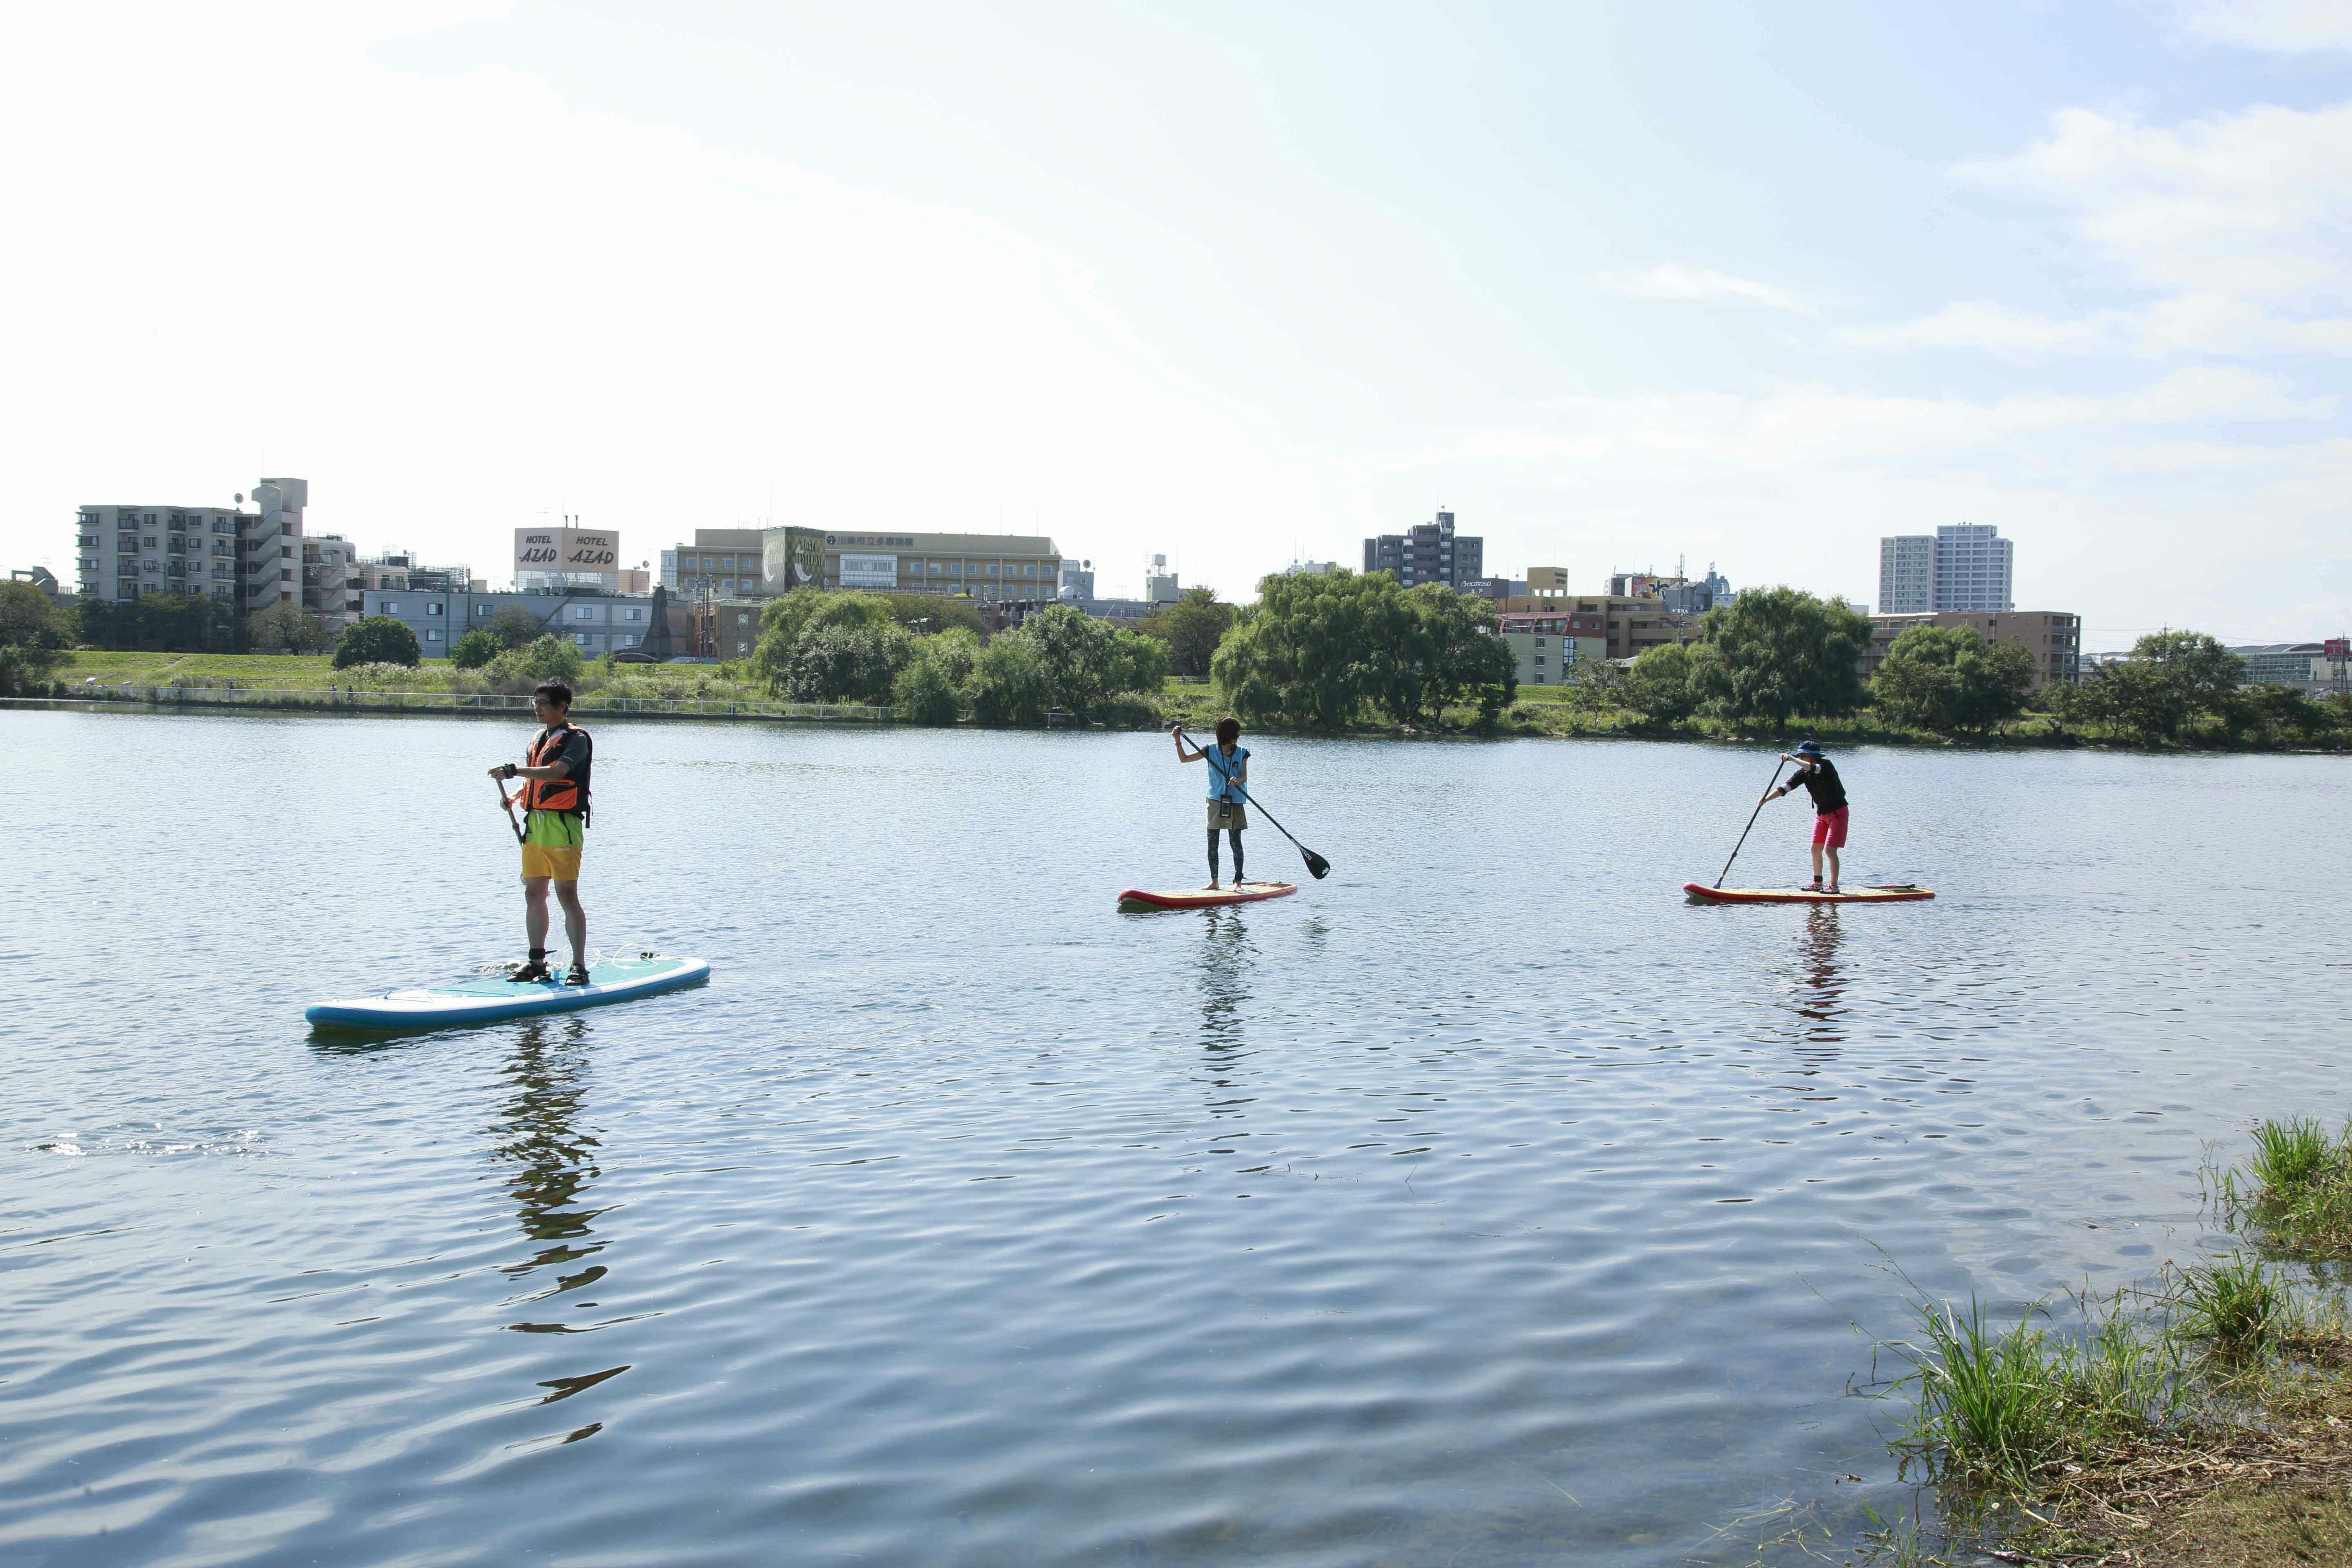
[
  {"left": 1866, "top": 1117, "right": 2352, "bottom": 1565},
  {"left": 18, "top": 573, "right": 2347, "bottom": 746}
]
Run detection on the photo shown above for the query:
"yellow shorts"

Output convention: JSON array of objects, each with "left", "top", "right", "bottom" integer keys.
[{"left": 521, "top": 810, "right": 584, "bottom": 882}]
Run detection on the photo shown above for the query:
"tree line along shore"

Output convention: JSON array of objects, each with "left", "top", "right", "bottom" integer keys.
[{"left": 6, "top": 570, "right": 2345, "bottom": 751}]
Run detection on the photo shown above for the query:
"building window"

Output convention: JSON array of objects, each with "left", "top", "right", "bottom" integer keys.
[
  {"left": 384, "top": 601, "right": 399, "bottom": 613},
  {"left": 625, "top": 608, "right": 642, "bottom": 620},
  {"left": 573, "top": 607, "right": 593, "bottom": 620},
  {"left": 572, "top": 633, "right": 590, "bottom": 647},
  {"left": 427, "top": 603, "right": 443, "bottom": 615},
  {"left": 426, "top": 628, "right": 442, "bottom": 641}
]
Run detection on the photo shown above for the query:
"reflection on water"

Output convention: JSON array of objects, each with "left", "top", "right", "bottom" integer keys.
[
  {"left": 1197, "top": 906, "right": 1257, "bottom": 1050},
  {"left": 1788, "top": 906, "right": 1848, "bottom": 1054},
  {"left": 491, "top": 1019, "right": 626, "bottom": 1445},
  {"left": 7, "top": 716, "right": 2349, "bottom": 1568}
]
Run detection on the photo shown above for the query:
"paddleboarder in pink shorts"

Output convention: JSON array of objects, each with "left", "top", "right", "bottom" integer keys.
[{"left": 1760, "top": 739, "right": 1847, "bottom": 893}]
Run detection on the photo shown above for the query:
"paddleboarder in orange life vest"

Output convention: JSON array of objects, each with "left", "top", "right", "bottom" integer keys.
[
  {"left": 1760, "top": 739, "right": 1847, "bottom": 893},
  {"left": 489, "top": 680, "right": 593, "bottom": 984}
]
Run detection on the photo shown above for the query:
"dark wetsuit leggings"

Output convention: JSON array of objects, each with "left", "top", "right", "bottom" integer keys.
[{"left": 1207, "top": 829, "right": 1243, "bottom": 884}]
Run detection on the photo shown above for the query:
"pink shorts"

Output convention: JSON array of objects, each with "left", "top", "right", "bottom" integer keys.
[{"left": 1812, "top": 806, "right": 1849, "bottom": 849}]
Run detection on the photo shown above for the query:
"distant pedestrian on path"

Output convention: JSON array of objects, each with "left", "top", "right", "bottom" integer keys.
[
  {"left": 1760, "top": 739, "right": 1848, "bottom": 893},
  {"left": 1172, "top": 717, "right": 1250, "bottom": 889},
  {"left": 491, "top": 680, "right": 594, "bottom": 984}
]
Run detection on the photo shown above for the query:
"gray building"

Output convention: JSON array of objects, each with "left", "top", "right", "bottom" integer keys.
[
  {"left": 73, "top": 475, "right": 311, "bottom": 611},
  {"left": 1880, "top": 523, "right": 2012, "bottom": 614},
  {"left": 360, "top": 588, "right": 660, "bottom": 658},
  {"left": 1058, "top": 559, "right": 1096, "bottom": 601},
  {"left": 1365, "top": 510, "right": 1483, "bottom": 589}
]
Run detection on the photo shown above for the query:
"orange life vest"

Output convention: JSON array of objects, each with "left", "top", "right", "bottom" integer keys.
[{"left": 523, "top": 722, "right": 592, "bottom": 820}]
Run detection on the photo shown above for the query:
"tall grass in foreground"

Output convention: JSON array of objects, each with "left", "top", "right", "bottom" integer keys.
[
  {"left": 2210, "top": 1115, "right": 2352, "bottom": 1261},
  {"left": 1891, "top": 1290, "right": 2180, "bottom": 1493}
]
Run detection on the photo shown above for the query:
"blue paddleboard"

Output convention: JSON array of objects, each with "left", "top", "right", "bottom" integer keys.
[{"left": 306, "top": 954, "right": 710, "bottom": 1030}]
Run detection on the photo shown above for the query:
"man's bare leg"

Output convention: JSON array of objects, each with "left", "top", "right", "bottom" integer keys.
[
  {"left": 1808, "top": 842, "right": 1825, "bottom": 889},
  {"left": 1824, "top": 846, "right": 1840, "bottom": 892},
  {"left": 553, "top": 881, "right": 587, "bottom": 972},
  {"left": 524, "top": 875, "right": 552, "bottom": 951}
]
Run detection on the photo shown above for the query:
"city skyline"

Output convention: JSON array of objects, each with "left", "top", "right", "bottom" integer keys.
[{"left": 6, "top": 4, "right": 2350, "bottom": 641}]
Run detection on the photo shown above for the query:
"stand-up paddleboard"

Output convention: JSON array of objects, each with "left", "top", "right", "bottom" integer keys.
[
  {"left": 1118, "top": 881, "right": 1298, "bottom": 913},
  {"left": 307, "top": 954, "right": 710, "bottom": 1030},
  {"left": 1684, "top": 882, "right": 1933, "bottom": 905}
]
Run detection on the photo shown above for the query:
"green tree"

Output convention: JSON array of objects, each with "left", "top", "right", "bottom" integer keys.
[
  {"left": 1871, "top": 624, "right": 2037, "bottom": 737},
  {"left": 2066, "top": 630, "right": 2243, "bottom": 744},
  {"left": 926, "top": 626, "right": 984, "bottom": 689},
  {"left": 1212, "top": 569, "right": 1389, "bottom": 729},
  {"left": 1623, "top": 642, "right": 1700, "bottom": 722},
  {"left": 1145, "top": 586, "right": 1238, "bottom": 677},
  {"left": 779, "top": 620, "right": 912, "bottom": 702},
  {"left": 484, "top": 605, "right": 550, "bottom": 651},
  {"left": 891, "top": 645, "right": 964, "bottom": 724},
  {"left": 1693, "top": 587, "right": 1870, "bottom": 731},
  {"left": 752, "top": 589, "right": 898, "bottom": 690},
  {"left": 2225, "top": 683, "right": 2330, "bottom": 747},
  {"left": 247, "top": 601, "right": 331, "bottom": 654},
  {"left": 968, "top": 635, "right": 1049, "bottom": 725},
  {"left": 450, "top": 627, "right": 499, "bottom": 669},
  {"left": 1013, "top": 604, "right": 1121, "bottom": 712},
  {"left": 1107, "top": 625, "right": 1172, "bottom": 697},
  {"left": 0, "top": 581, "right": 71, "bottom": 694},
  {"left": 333, "top": 615, "right": 422, "bottom": 669},
  {"left": 1364, "top": 584, "right": 1515, "bottom": 726},
  {"left": 884, "top": 595, "right": 987, "bottom": 638},
  {"left": 485, "top": 634, "right": 585, "bottom": 690}
]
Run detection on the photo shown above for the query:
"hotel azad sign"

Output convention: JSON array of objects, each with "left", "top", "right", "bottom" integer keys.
[{"left": 514, "top": 526, "right": 620, "bottom": 581}]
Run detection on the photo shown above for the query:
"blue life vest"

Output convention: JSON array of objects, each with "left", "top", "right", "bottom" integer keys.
[{"left": 1204, "top": 744, "right": 1249, "bottom": 802}]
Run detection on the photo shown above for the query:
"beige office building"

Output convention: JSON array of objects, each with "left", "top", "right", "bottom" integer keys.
[
  {"left": 73, "top": 476, "right": 310, "bottom": 610},
  {"left": 1861, "top": 610, "right": 2081, "bottom": 688}
]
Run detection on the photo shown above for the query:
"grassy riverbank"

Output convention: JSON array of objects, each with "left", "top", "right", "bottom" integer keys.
[
  {"left": 1870, "top": 1118, "right": 2352, "bottom": 1565},
  {"left": 55, "top": 649, "right": 767, "bottom": 703}
]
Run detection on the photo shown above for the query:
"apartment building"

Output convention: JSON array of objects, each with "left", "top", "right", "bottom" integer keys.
[
  {"left": 72, "top": 476, "right": 311, "bottom": 611},
  {"left": 1860, "top": 610, "right": 2081, "bottom": 688},
  {"left": 1879, "top": 523, "right": 2013, "bottom": 614},
  {"left": 358, "top": 588, "right": 661, "bottom": 657},
  {"left": 1365, "top": 510, "right": 1483, "bottom": 589}
]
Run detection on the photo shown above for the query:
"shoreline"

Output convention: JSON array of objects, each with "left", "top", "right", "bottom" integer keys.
[{"left": 8, "top": 688, "right": 2348, "bottom": 755}]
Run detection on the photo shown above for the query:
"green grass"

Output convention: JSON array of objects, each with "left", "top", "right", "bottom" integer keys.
[
  {"left": 2250, "top": 1117, "right": 2338, "bottom": 1193},
  {"left": 60, "top": 649, "right": 349, "bottom": 688},
  {"left": 2212, "top": 1116, "right": 2352, "bottom": 1262},
  {"left": 2172, "top": 1254, "right": 2289, "bottom": 1353}
]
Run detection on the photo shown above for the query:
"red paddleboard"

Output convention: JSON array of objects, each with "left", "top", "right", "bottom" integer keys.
[
  {"left": 1684, "top": 882, "right": 1934, "bottom": 905},
  {"left": 1118, "top": 881, "right": 1299, "bottom": 913}
]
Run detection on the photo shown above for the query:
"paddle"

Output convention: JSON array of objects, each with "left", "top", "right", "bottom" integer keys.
[
  {"left": 1177, "top": 726, "right": 1331, "bottom": 881},
  {"left": 1713, "top": 754, "right": 1787, "bottom": 889},
  {"left": 494, "top": 775, "right": 526, "bottom": 844}
]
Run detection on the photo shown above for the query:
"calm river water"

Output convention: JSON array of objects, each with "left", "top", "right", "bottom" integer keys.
[{"left": 2, "top": 711, "right": 2345, "bottom": 1566}]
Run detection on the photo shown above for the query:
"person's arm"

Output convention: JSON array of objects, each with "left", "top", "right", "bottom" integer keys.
[
  {"left": 492, "top": 758, "right": 570, "bottom": 781},
  {"left": 1171, "top": 726, "right": 1203, "bottom": 763}
]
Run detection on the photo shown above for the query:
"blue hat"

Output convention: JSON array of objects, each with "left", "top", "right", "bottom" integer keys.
[{"left": 1796, "top": 739, "right": 1823, "bottom": 756}]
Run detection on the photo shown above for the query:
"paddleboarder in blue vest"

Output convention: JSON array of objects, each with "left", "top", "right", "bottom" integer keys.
[
  {"left": 1760, "top": 739, "right": 1847, "bottom": 893},
  {"left": 489, "top": 680, "right": 593, "bottom": 985},
  {"left": 1172, "top": 717, "right": 1250, "bottom": 889}
]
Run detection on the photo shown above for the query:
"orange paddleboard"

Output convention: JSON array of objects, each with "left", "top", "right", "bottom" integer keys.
[
  {"left": 1684, "top": 882, "right": 1934, "bottom": 905},
  {"left": 1118, "top": 881, "right": 1299, "bottom": 912}
]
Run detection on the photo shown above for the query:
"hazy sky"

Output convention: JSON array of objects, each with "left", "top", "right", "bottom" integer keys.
[{"left": 6, "top": 0, "right": 2349, "bottom": 639}]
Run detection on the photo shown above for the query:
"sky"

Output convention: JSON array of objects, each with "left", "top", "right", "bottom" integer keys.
[{"left": 4, "top": 0, "right": 2349, "bottom": 642}]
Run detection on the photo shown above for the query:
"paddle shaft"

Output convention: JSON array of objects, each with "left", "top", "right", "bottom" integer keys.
[
  {"left": 494, "top": 776, "right": 526, "bottom": 844},
  {"left": 1179, "top": 728, "right": 1324, "bottom": 868},
  {"left": 1715, "top": 757, "right": 1787, "bottom": 888}
]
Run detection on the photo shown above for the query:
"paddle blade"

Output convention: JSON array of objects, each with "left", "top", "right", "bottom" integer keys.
[{"left": 1301, "top": 846, "right": 1331, "bottom": 880}]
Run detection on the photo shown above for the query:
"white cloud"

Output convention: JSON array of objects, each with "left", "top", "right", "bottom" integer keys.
[
  {"left": 1596, "top": 264, "right": 1817, "bottom": 314},
  {"left": 1851, "top": 100, "right": 2352, "bottom": 358},
  {"left": 2172, "top": 0, "right": 2352, "bottom": 51}
]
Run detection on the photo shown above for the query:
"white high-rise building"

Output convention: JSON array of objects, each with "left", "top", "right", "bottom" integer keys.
[
  {"left": 1878, "top": 535, "right": 1934, "bottom": 614},
  {"left": 1878, "top": 523, "right": 2012, "bottom": 614}
]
